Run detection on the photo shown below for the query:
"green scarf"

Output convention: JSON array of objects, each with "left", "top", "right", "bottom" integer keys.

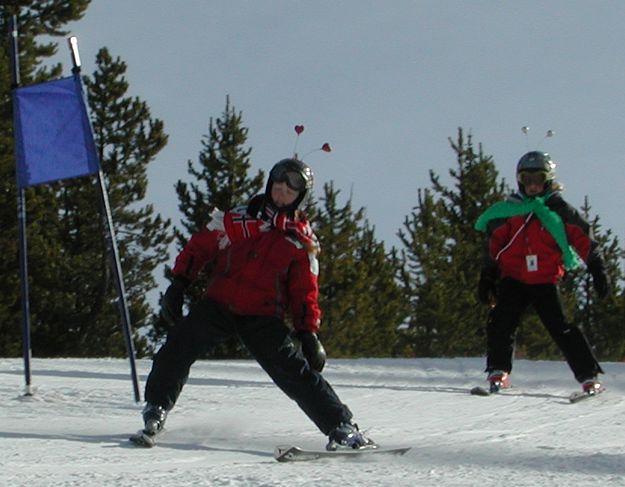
[{"left": 474, "top": 194, "right": 581, "bottom": 270}]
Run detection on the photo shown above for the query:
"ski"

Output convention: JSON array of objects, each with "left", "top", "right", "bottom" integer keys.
[
  {"left": 473, "top": 385, "right": 606, "bottom": 403},
  {"left": 470, "top": 386, "right": 491, "bottom": 396},
  {"left": 470, "top": 384, "right": 510, "bottom": 396},
  {"left": 129, "top": 429, "right": 159, "bottom": 448},
  {"left": 569, "top": 386, "right": 605, "bottom": 403},
  {"left": 273, "top": 445, "right": 411, "bottom": 463}
]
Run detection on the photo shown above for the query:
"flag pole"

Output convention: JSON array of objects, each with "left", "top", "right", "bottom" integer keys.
[
  {"left": 68, "top": 37, "right": 141, "bottom": 403},
  {"left": 9, "top": 14, "right": 34, "bottom": 397}
]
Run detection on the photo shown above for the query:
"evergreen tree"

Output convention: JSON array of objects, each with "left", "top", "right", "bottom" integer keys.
[
  {"left": 315, "top": 182, "right": 405, "bottom": 356},
  {"left": 0, "top": 1, "right": 91, "bottom": 356},
  {"left": 153, "top": 97, "right": 264, "bottom": 355},
  {"left": 74, "top": 47, "right": 171, "bottom": 356},
  {"left": 398, "top": 128, "right": 506, "bottom": 356},
  {"left": 174, "top": 96, "right": 264, "bottom": 241},
  {"left": 396, "top": 188, "right": 449, "bottom": 356}
]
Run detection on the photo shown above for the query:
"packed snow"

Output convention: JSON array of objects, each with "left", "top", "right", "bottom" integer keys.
[{"left": 2, "top": 356, "right": 625, "bottom": 486}]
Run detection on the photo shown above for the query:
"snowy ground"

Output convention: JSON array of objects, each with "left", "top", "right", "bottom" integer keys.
[{"left": 1, "top": 356, "right": 625, "bottom": 486}]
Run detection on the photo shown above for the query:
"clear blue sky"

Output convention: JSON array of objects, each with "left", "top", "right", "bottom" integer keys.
[{"left": 53, "top": 1, "right": 625, "bottom": 307}]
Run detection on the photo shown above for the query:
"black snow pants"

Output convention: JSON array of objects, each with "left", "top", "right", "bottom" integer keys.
[
  {"left": 144, "top": 299, "right": 352, "bottom": 434},
  {"left": 486, "top": 278, "right": 603, "bottom": 382}
]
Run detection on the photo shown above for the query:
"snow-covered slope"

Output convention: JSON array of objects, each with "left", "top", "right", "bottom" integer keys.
[{"left": 2, "top": 357, "right": 624, "bottom": 486}]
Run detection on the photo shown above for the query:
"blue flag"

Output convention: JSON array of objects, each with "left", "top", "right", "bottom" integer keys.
[{"left": 13, "top": 75, "right": 100, "bottom": 189}]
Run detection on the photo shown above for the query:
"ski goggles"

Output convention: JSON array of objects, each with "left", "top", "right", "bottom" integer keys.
[
  {"left": 270, "top": 167, "right": 307, "bottom": 192},
  {"left": 518, "top": 171, "right": 548, "bottom": 187}
]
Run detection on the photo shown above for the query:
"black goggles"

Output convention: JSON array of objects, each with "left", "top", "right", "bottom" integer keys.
[
  {"left": 518, "top": 171, "right": 548, "bottom": 186},
  {"left": 270, "top": 167, "right": 307, "bottom": 192}
]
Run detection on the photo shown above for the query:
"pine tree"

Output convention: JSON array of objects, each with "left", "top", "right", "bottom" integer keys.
[
  {"left": 0, "top": 1, "right": 91, "bottom": 356},
  {"left": 315, "top": 182, "right": 405, "bottom": 356},
  {"left": 354, "top": 225, "right": 407, "bottom": 356},
  {"left": 152, "top": 97, "right": 264, "bottom": 355},
  {"left": 398, "top": 128, "right": 506, "bottom": 356},
  {"left": 396, "top": 188, "right": 449, "bottom": 356},
  {"left": 174, "top": 96, "right": 264, "bottom": 241},
  {"left": 75, "top": 47, "right": 171, "bottom": 356}
]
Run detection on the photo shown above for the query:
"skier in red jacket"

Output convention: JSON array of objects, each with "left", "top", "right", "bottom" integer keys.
[
  {"left": 475, "top": 151, "right": 608, "bottom": 394},
  {"left": 136, "top": 158, "right": 375, "bottom": 450}
]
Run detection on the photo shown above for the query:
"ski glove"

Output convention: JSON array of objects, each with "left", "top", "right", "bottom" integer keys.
[
  {"left": 271, "top": 212, "right": 318, "bottom": 251},
  {"left": 297, "top": 331, "right": 327, "bottom": 373},
  {"left": 588, "top": 260, "right": 609, "bottom": 299},
  {"left": 477, "top": 267, "right": 498, "bottom": 305},
  {"left": 160, "top": 276, "right": 189, "bottom": 326}
]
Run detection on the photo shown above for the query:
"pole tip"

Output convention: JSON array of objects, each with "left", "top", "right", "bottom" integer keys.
[{"left": 68, "top": 36, "right": 81, "bottom": 69}]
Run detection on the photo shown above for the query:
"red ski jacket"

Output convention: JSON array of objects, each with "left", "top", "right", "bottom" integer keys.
[
  {"left": 485, "top": 192, "right": 600, "bottom": 285},
  {"left": 172, "top": 208, "right": 321, "bottom": 333}
]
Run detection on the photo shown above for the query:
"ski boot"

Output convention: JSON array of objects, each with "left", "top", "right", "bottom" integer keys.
[
  {"left": 581, "top": 377, "right": 604, "bottom": 396},
  {"left": 326, "top": 422, "right": 377, "bottom": 451},
  {"left": 129, "top": 403, "right": 169, "bottom": 447},
  {"left": 142, "top": 403, "right": 168, "bottom": 436},
  {"left": 487, "top": 369, "right": 510, "bottom": 393}
]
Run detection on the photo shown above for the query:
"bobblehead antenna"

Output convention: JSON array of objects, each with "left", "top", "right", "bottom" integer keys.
[
  {"left": 536, "top": 129, "right": 555, "bottom": 150},
  {"left": 292, "top": 124, "right": 332, "bottom": 160},
  {"left": 522, "top": 126, "right": 555, "bottom": 150}
]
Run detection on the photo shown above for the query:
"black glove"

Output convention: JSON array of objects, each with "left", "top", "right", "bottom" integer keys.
[
  {"left": 297, "top": 331, "right": 327, "bottom": 372},
  {"left": 588, "top": 260, "right": 609, "bottom": 299},
  {"left": 160, "top": 276, "right": 189, "bottom": 326},
  {"left": 477, "top": 267, "right": 498, "bottom": 305}
]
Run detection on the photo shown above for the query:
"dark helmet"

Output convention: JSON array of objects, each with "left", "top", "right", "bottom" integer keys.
[
  {"left": 265, "top": 158, "right": 314, "bottom": 212},
  {"left": 516, "top": 151, "right": 556, "bottom": 194}
]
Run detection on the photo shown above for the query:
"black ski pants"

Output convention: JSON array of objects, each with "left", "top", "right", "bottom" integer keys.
[
  {"left": 144, "top": 299, "right": 352, "bottom": 434},
  {"left": 486, "top": 278, "right": 602, "bottom": 382}
]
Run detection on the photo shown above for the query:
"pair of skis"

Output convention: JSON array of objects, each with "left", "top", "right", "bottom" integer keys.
[
  {"left": 129, "top": 430, "right": 410, "bottom": 462},
  {"left": 469, "top": 384, "right": 605, "bottom": 403}
]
